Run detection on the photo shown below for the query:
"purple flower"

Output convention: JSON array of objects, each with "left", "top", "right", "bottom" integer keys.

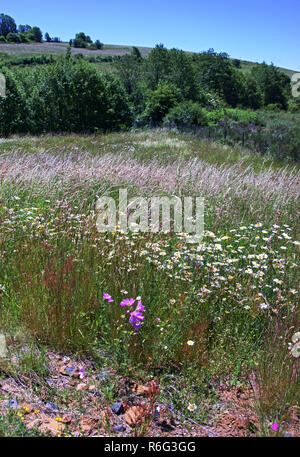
[
  {"left": 272, "top": 423, "right": 279, "bottom": 431},
  {"left": 79, "top": 368, "right": 85, "bottom": 380},
  {"left": 136, "top": 300, "right": 145, "bottom": 312},
  {"left": 129, "top": 309, "right": 145, "bottom": 330},
  {"left": 120, "top": 298, "right": 135, "bottom": 307},
  {"left": 103, "top": 293, "right": 113, "bottom": 302}
]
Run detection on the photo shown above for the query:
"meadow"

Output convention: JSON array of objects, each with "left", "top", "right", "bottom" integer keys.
[{"left": 0, "top": 129, "right": 299, "bottom": 437}]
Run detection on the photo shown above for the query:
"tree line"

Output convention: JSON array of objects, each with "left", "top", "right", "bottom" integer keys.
[
  {"left": 0, "top": 13, "right": 43, "bottom": 43},
  {"left": 0, "top": 13, "right": 102, "bottom": 49},
  {"left": 1, "top": 19, "right": 299, "bottom": 160},
  {"left": 0, "top": 45, "right": 297, "bottom": 133},
  {"left": 113, "top": 44, "right": 292, "bottom": 124}
]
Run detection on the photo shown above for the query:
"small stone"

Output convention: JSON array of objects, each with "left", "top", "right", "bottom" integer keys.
[
  {"left": 111, "top": 402, "right": 124, "bottom": 415},
  {"left": 7, "top": 398, "right": 18, "bottom": 409},
  {"left": 45, "top": 402, "right": 59, "bottom": 412},
  {"left": 154, "top": 406, "right": 160, "bottom": 421},
  {"left": 113, "top": 425, "right": 126, "bottom": 433},
  {"left": 65, "top": 365, "right": 77, "bottom": 377},
  {"left": 76, "top": 383, "right": 87, "bottom": 391}
]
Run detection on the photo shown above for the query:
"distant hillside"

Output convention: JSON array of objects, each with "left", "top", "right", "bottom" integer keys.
[{"left": 0, "top": 41, "right": 298, "bottom": 77}]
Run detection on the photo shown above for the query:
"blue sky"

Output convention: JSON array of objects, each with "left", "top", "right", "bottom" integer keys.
[{"left": 3, "top": 0, "right": 300, "bottom": 70}]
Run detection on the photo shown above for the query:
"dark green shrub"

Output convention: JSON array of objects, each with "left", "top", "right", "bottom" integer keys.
[
  {"left": 167, "top": 49, "right": 198, "bottom": 101},
  {"left": 131, "top": 46, "right": 142, "bottom": 60},
  {"left": 74, "top": 38, "right": 87, "bottom": 48},
  {"left": 71, "top": 32, "right": 100, "bottom": 50},
  {"left": 143, "top": 83, "right": 182, "bottom": 123},
  {"left": 0, "top": 68, "right": 28, "bottom": 136},
  {"left": 6, "top": 32, "right": 21, "bottom": 43},
  {"left": 197, "top": 89, "right": 225, "bottom": 109},
  {"left": 163, "top": 101, "right": 208, "bottom": 128},
  {"left": 0, "top": 13, "right": 17, "bottom": 37},
  {"left": 73, "top": 53, "right": 84, "bottom": 60},
  {"left": 205, "top": 109, "right": 226, "bottom": 125},
  {"left": 225, "top": 108, "right": 264, "bottom": 126},
  {"left": 194, "top": 51, "right": 244, "bottom": 107},
  {"left": 251, "top": 63, "right": 290, "bottom": 110},
  {"left": 232, "top": 59, "right": 241, "bottom": 68},
  {"left": 26, "top": 27, "right": 43, "bottom": 42},
  {"left": 95, "top": 40, "right": 103, "bottom": 50},
  {"left": 0, "top": 60, "right": 133, "bottom": 135},
  {"left": 265, "top": 103, "right": 282, "bottom": 112},
  {"left": 241, "top": 75, "right": 263, "bottom": 109},
  {"left": 288, "top": 98, "right": 300, "bottom": 113},
  {"left": 18, "top": 33, "right": 29, "bottom": 43}
]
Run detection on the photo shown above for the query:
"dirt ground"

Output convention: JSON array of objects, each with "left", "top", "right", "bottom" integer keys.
[{"left": 1, "top": 350, "right": 299, "bottom": 437}]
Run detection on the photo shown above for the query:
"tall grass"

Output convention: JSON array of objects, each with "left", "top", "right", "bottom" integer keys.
[{"left": 0, "top": 130, "right": 299, "bottom": 434}]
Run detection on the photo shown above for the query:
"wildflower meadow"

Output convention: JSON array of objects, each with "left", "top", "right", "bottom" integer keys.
[{"left": 0, "top": 129, "right": 299, "bottom": 437}]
